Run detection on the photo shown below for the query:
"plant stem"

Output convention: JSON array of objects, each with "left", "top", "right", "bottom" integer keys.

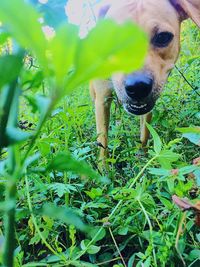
[
  {"left": 109, "top": 227, "right": 127, "bottom": 267},
  {"left": 97, "top": 257, "right": 121, "bottom": 266},
  {"left": 3, "top": 145, "right": 19, "bottom": 267},
  {"left": 3, "top": 179, "right": 17, "bottom": 267},
  {"left": 0, "top": 81, "right": 17, "bottom": 149},
  {"left": 1, "top": 78, "right": 20, "bottom": 266}
]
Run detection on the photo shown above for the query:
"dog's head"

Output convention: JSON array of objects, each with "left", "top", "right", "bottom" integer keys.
[{"left": 101, "top": 0, "right": 200, "bottom": 115}]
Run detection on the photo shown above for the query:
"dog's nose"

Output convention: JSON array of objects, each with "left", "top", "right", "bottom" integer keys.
[{"left": 125, "top": 74, "right": 153, "bottom": 100}]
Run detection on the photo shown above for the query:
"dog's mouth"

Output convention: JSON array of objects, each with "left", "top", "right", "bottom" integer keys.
[{"left": 123, "top": 100, "right": 155, "bottom": 115}]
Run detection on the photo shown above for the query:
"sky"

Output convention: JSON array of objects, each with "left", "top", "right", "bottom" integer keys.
[
  {"left": 65, "top": 0, "right": 113, "bottom": 37},
  {"left": 36, "top": 0, "right": 113, "bottom": 38}
]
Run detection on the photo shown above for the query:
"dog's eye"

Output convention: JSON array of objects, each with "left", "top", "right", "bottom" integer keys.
[{"left": 152, "top": 32, "right": 174, "bottom": 47}]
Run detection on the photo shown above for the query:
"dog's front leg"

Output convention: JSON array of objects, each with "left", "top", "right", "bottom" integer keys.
[
  {"left": 90, "top": 80, "right": 112, "bottom": 164},
  {"left": 140, "top": 112, "right": 152, "bottom": 147}
]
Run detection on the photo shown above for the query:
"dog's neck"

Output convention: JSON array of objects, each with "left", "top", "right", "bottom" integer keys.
[{"left": 169, "top": 0, "right": 188, "bottom": 20}]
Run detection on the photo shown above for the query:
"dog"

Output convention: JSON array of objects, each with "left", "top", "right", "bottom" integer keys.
[{"left": 88, "top": 0, "right": 200, "bottom": 163}]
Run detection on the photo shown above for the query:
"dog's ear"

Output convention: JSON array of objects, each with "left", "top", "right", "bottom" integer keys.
[{"left": 170, "top": 0, "right": 200, "bottom": 27}]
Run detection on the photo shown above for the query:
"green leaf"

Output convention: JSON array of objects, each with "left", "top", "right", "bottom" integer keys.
[
  {"left": 80, "top": 239, "right": 101, "bottom": 255},
  {"left": 87, "top": 245, "right": 101, "bottom": 255},
  {"left": 194, "top": 169, "right": 200, "bottom": 186},
  {"left": 0, "top": 79, "right": 20, "bottom": 147},
  {"left": 98, "top": 253, "right": 113, "bottom": 263},
  {"left": 118, "top": 226, "right": 129, "bottom": 236},
  {"left": 70, "top": 261, "right": 98, "bottom": 267},
  {"left": 143, "top": 257, "right": 151, "bottom": 267},
  {"left": 177, "top": 126, "right": 200, "bottom": 146},
  {"left": 187, "top": 56, "right": 200, "bottom": 65},
  {"left": 0, "top": 200, "right": 15, "bottom": 212},
  {"left": 83, "top": 202, "right": 109, "bottom": 210},
  {"left": 136, "top": 252, "right": 145, "bottom": 259},
  {"left": 6, "top": 127, "right": 32, "bottom": 145},
  {"left": 158, "top": 150, "right": 180, "bottom": 169},
  {"left": 49, "top": 24, "right": 79, "bottom": 85},
  {"left": 23, "top": 262, "right": 47, "bottom": 267},
  {"left": 0, "top": 32, "right": 10, "bottom": 46},
  {"left": 38, "top": 203, "right": 88, "bottom": 232},
  {"left": 23, "top": 264, "right": 48, "bottom": 267},
  {"left": 85, "top": 188, "right": 103, "bottom": 200},
  {"left": 0, "top": 55, "right": 23, "bottom": 89},
  {"left": 196, "top": 112, "right": 200, "bottom": 119},
  {"left": 146, "top": 123, "right": 162, "bottom": 154},
  {"left": 167, "top": 179, "right": 175, "bottom": 193},
  {"left": 48, "top": 183, "right": 78, "bottom": 198},
  {"left": 196, "top": 233, "right": 200, "bottom": 242},
  {"left": 179, "top": 165, "right": 198, "bottom": 175},
  {"left": 159, "top": 197, "right": 173, "bottom": 210},
  {"left": 128, "top": 254, "right": 136, "bottom": 267},
  {"left": 46, "top": 152, "right": 105, "bottom": 182},
  {"left": 0, "top": 0, "right": 47, "bottom": 67},
  {"left": 0, "top": 159, "right": 6, "bottom": 176},
  {"left": 148, "top": 168, "right": 170, "bottom": 176},
  {"left": 188, "top": 249, "right": 200, "bottom": 261},
  {"left": 36, "top": 95, "right": 51, "bottom": 123},
  {"left": 183, "top": 133, "right": 200, "bottom": 146},
  {"left": 177, "top": 127, "right": 200, "bottom": 134},
  {"left": 88, "top": 227, "right": 106, "bottom": 243},
  {"left": 29, "top": 71, "right": 44, "bottom": 89},
  {"left": 68, "top": 20, "right": 147, "bottom": 88}
]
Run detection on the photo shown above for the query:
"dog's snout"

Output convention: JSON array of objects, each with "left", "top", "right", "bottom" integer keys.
[{"left": 125, "top": 74, "right": 153, "bottom": 100}]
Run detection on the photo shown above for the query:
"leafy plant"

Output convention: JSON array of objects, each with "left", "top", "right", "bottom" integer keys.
[{"left": 0, "top": 1, "right": 199, "bottom": 267}]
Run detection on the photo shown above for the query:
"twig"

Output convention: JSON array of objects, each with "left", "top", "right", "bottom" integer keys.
[
  {"left": 175, "top": 65, "right": 200, "bottom": 97},
  {"left": 109, "top": 227, "right": 127, "bottom": 267},
  {"left": 97, "top": 257, "right": 121, "bottom": 266}
]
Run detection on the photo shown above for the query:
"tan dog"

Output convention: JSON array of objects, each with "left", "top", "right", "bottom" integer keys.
[{"left": 89, "top": 0, "right": 200, "bottom": 162}]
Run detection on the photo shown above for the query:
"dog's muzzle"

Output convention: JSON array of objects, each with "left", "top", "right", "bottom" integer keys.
[{"left": 124, "top": 73, "right": 155, "bottom": 115}]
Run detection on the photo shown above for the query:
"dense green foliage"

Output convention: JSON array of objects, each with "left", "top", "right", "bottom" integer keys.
[{"left": 0, "top": 1, "right": 200, "bottom": 267}]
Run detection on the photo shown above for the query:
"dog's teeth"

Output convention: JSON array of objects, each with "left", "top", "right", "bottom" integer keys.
[{"left": 130, "top": 104, "right": 147, "bottom": 109}]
